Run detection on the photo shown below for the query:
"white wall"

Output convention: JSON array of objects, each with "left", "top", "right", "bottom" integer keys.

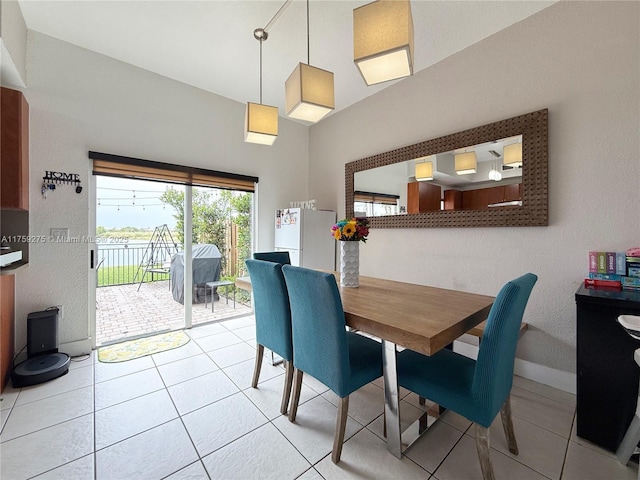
[
  {"left": 14, "top": 31, "right": 309, "bottom": 353},
  {"left": 0, "top": 0, "right": 27, "bottom": 86},
  {"left": 308, "top": 2, "right": 640, "bottom": 380}
]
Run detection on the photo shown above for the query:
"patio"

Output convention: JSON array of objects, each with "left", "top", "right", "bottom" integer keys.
[{"left": 96, "top": 280, "right": 252, "bottom": 345}]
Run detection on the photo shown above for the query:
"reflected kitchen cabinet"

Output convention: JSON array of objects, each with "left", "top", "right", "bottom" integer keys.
[{"left": 407, "top": 182, "right": 441, "bottom": 213}]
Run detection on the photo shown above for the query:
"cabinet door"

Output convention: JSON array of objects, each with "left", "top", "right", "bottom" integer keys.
[
  {"left": 1, "top": 87, "right": 29, "bottom": 210},
  {"left": 443, "top": 190, "right": 462, "bottom": 211},
  {"left": 462, "top": 188, "right": 489, "bottom": 210},
  {"left": 504, "top": 183, "right": 521, "bottom": 202},
  {"left": 1, "top": 275, "right": 15, "bottom": 392},
  {"left": 487, "top": 186, "right": 505, "bottom": 205},
  {"left": 407, "top": 182, "right": 441, "bottom": 213}
]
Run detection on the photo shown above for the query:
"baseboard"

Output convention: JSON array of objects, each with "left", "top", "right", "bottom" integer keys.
[
  {"left": 453, "top": 339, "right": 577, "bottom": 395},
  {"left": 59, "top": 338, "right": 93, "bottom": 357}
]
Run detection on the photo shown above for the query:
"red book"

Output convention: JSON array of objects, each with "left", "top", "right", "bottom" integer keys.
[{"left": 584, "top": 278, "right": 622, "bottom": 289}]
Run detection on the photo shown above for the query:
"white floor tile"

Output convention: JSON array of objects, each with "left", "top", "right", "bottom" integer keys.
[
  {"left": 220, "top": 315, "right": 255, "bottom": 331},
  {"left": 1, "top": 407, "right": 9, "bottom": 432},
  {"left": 16, "top": 364, "right": 93, "bottom": 406},
  {"left": 223, "top": 357, "right": 284, "bottom": 390},
  {"left": 95, "top": 389, "right": 178, "bottom": 449},
  {"left": 488, "top": 414, "right": 568, "bottom": 479},
  {"left": 367, "top": 398, "right": 426, "bottom": 440},
  {"left": 406, "top": 420, "right": 466, "bottom": 474},
  {"left": 513, "top": 375, "right": 576, "bottom": 407},
  {"left": 1, "top": 386, "right": 93, "bottom": 442},
  {"left": 95, "top": 367, "right": 165, "bottom": 410},
  {"left": 272, "top": 395, "right": 364, "bottom": 464},
  {"left": 243, "top": 374, "right": 318, "bottom": 420},
  {"left": 208, "top": 342, "right": 257, "bottom": 368},
  {"left": 185, "top": 322, "right": 228, "bottom": 339},
  {"left": 96, "top": 419, "right": 198, "bottom": 480},
  {"left": 1, "top": 386, "right": 21, "bottom": 411},
  {"left": 0, "top": 414, "right": 93, "bottom": 479},
  {"left": 510, "top": 385, "right": 575, "bottom": 438},
  {"left": 168, "top": 370, "right": 240, "bottom": 415},
  {"left": 315, "top": 427, "right": 428, "bottom": 480},
  {"left": 301, "top": 372, "right": 331, "bottom": 395},
  {"left": 434, "top": 434, "right": 548, "bottom": 480},
  {"left": 296, "top": 468, "right": 324, "bottom": 480},
  {"left": 164, "top": 461, "right": 210, "bottom": 479},
  {"left": 202, "top": 423, "right": 310, "bottom": 480},
  {"left": 68, "top": 353, "right": 94, "bottom": 370},
  {"left": 231, "top": 325, "right": 256, "bottom": 341},
  {"left": 157, "top": 353, "right": 219, "bottom": 386},
  {"left": 183, "top": 392, "right": 268, "bottom": 457},
  {"left": 323, "top": 383, "right": 384, "bottom": 427},
  {"left": 152, "top": 339, "right": 205, "bottom": 366},
  {"left": 193, "top": 331, "right": 243, "bottom": 352},
  {"left": 562, "top": 440, "right": 638, "bottom": 480},
  {"left": 32, "top": 453, "right": 94, "bottom": 479},
  {"left": 94, "top": 354, "right": 155, "bottom": 383}
]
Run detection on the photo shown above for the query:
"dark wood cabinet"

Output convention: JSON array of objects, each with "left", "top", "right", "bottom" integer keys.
[
  {"left": 407, "top": 182, "right": 441, "bottom": 213},
  {"left": 504, "top": 183, "right": 521, "bottom": 202},
  {"left": 576, "top": 285, "right": 640, "bottom": 452},
  {"left": 1, "top": 274, "right": 15, "bottom": 392},
  {"left": 462, "top": 188, "right": 489, "bottom": 210},
  {"left": 487, "top": 186, "right": 505, "bottom": 205},
  {"left": 1, "top": 87, "right": 29, "bottom": 210},
  {"left": 443, "top": 189, "right": 462, "bottom": 211}
]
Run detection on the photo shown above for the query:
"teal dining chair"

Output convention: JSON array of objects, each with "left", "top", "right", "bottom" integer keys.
[
  {"left": 245, "top": 259, "right": 294, "bottom": 415},
  {"left": 397, "top": 273, "right": 537, "bottom": 480},
  {"left": 281, "top": 265, "right": 383, "bottom": 464},
  {"left": 253, "top": 251, "right": 291, "bottom": 265}
]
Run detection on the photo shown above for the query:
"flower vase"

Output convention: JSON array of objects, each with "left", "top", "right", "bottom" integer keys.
[{"left": 340, "top": 241, "right": 359, "bottom": 288}]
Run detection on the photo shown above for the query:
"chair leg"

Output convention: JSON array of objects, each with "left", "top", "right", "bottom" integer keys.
[
  {"left": 288, "top": 369, "right": 304, "bottom": 422},
  {"left": 474, "top": 423, "right": 495, "bottom": 480},
  {"left": 332, "top": 396, "right": 349, "bottom": 464},
  {"left": 500, "top": 396, "right": 518, "bottom": 455},
  {"left": 280, "top": 360, "right": 294, "bottom": 415},
  {"left": 251, "top": 344, "right": 264, "bottom": 388},
  {"left": 418, "top": 395, "right": 426, "bottom": 406}
]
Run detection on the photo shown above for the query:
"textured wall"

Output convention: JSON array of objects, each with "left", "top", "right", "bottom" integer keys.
[
  {"left": 14, "top": 31, "right": 309, "bottom": 352},
  {"left": 308, "top": 1, "right": 640, "bottom": 376},
  {"left": 0, "top": 0, "right": 27, "bottom": 86}
]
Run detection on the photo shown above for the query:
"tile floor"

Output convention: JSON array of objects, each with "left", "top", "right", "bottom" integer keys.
[{"left": 1, "top": 315, "right": 637, "bottom": 480}]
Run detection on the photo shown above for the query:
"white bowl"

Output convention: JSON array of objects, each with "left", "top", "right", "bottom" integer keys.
[{"left": 617, "top": 315, "right": 640, "bottom": 340}]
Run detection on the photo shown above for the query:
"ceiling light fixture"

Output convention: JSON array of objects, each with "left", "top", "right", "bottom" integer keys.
[
  {"left": 455, "top": 151, "right": 477, "bottom": 175},
  {"left": 415, "top": 158, "right": 433, "bottom": 181},
  {"left": 285, "top": 0, "right": 335, "bottom": 123},
  {"left": 503, "top": 143, "right": 523, "bottom": 166},
  {"left": 244, "top": 28, "right": 278, "bottom": 146},
  {"left": 353, "top": 0, "right": 414, "bottom": 86}
]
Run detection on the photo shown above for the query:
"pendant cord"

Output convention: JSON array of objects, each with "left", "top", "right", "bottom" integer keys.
[
  {"left": 259, "top": 37, "right": 263, "bottom": 104},
  {"left": 264, "top": 0, "right": 293, "bottom": 33},
  {"left": 306, "top": 0, "right": 310, "bottom": 64}
]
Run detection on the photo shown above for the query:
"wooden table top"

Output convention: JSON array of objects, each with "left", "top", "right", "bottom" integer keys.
[{"left": 235, "top": 273, "right": 494, "bottom": 356}]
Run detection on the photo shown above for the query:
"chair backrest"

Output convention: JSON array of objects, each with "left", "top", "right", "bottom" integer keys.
[
  {"left": 281, "top": 265, "right": 351, "bottom": 397},
  {"left": 245, "top": 259, "right": 293, "bottom": 361},
  {"left": 253, "top": 251, "right": 291, "bottom": 265},
  {"left": 472, "top": 273, "right": 537, "bottom": 424}
]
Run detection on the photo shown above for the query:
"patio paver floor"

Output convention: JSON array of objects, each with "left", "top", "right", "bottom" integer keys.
[{"left": 96, "top": 280, "right": 251, "bottom": 345}]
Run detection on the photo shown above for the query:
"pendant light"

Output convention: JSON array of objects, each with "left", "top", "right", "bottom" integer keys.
[
  {"left": 455, "top": 151, "right": 477, "bottom": 175},
  {"left": 285, "top": 0, "right": 334, "bottom": 123},
  {"left": 353, "top": 0, "right": 414, "bottom": 86},
  {"left": 503, "top": 142, "right": 523, "bottom": 166},
  {"left": 415, "top": 157, "right": 433, "bottom": 181},
  {"left": 245, "top": 28, "right": 278, "bottom": 146}
]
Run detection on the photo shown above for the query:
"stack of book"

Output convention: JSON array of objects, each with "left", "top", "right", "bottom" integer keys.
[{"left": 586, "top": 250, "right": 640, "bottom": 290}]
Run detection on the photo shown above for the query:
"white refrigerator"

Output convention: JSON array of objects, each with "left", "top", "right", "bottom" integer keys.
[{"left": 274, "top": 208, "right": 336, "bottom": 270}]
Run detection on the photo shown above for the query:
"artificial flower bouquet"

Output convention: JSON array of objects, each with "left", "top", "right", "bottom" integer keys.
[{"left": 331, "top": 217, "right": 370, "bottom": 243}]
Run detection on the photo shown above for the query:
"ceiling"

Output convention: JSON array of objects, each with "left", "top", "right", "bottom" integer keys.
[{"left": 17, "top": 1, "right": 554, "bottom": 123}]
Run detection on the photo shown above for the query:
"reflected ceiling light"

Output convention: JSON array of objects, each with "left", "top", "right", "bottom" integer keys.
[
  {"left": 353, "top": 0, "right": 414, "bottom": 86},
  {"left": 503, "top": 143, "right": 523, "bottom": 166},
  {"left": 245, "top": 28, "right": 278, "bottom": 146},
  {"left": 285, "top": 0, "right": 334, "bottom": 123},
  {"left": 455, "top": 152, "right": 477, "bottom": 175},
  {"left": 415, "top": 159, "right": 433, "bottom": 181}
]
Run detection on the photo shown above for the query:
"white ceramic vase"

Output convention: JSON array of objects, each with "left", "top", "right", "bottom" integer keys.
[{"left": 340, "top": 241, "right": 359, "bottom": 288}]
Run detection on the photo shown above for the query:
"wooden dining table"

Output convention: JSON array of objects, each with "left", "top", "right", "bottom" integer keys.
[{"left": 235, "top": 272, "right": 495, "bottom": 457}]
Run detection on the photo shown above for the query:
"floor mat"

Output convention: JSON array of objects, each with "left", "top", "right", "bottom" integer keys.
[{"left": 98, "top": 330, "right": 190, "bottom": 363}]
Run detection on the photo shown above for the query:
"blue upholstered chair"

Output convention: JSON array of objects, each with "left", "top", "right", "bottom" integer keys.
[
  {"left": 252, "top": 251, "right": 291, "bottom": 265},
  {"left": 245, "top": 259, "right": 294, "bottom": 415},
  {"left": 397, "top": 273, "right": 537, "bottom": 480},
  {"left": 281, "top": 265, "right": 383, "bottom": 463}
]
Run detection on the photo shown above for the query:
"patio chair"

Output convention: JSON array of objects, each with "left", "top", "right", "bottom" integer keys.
[
  {"left": 245, "top": 259, "right": 294, "bottom": 415},
  {"left": 397, "top": 273, "right": 537, "bottom": 480},
  {"left": 282, "top": 265, "right": 383, "bottom": 463}
]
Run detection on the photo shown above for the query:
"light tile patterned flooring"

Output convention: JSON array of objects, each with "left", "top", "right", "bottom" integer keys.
[
  {"left": 96, "top": 280, "right": 251, "bottom": 345},
  {"left": 1, "top": 315, "right": 637, "bottom": 480}
]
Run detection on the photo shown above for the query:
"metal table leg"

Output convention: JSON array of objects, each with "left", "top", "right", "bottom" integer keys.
[{"left": 383, "top": 339, "right": 402, "bottom": 458}]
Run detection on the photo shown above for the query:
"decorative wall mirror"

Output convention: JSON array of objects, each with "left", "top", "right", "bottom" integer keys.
[{"left": 345, "top": 109, "right": 547, "bottom": 228}]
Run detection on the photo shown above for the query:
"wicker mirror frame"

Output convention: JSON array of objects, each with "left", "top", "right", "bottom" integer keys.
[{"left": 345, "top": 109, "right": 548, "bottom": 228}]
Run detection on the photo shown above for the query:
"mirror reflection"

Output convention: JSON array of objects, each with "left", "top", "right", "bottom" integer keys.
[{"left": 354, "top": 135, "right": 523, "bottom": 217}]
